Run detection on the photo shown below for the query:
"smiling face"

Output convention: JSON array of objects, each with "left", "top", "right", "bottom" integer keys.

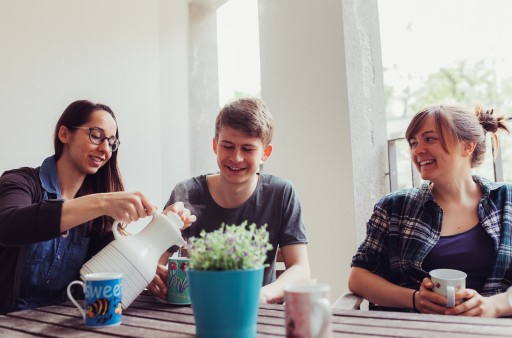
[
  {"left": 408, "top": 116, "right": 469, "bottom": 183},
  {"left": 213, "top": 126, "right": 272, "bottom": 186},
  {"left": 59, "top": 109, "right": 118, "bottom": 176}
]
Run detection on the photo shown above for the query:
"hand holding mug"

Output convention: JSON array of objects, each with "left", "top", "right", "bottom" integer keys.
[{"left": 430, "top": 269, "right": 467, "bottom": 308}]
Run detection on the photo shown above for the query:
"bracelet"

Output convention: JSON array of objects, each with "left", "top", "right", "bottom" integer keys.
[{"left": 412, "top": 290, "right": 418, "bottom": 312}]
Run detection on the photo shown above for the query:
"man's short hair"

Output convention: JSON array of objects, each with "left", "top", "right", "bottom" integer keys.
[{"left": 215, "top": 97, "right": 274, "bottom": 147}]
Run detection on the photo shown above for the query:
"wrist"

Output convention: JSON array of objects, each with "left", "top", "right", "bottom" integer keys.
[
  {"left": 96, "top": 193, "right": 108, "bottom": 215},
  {"left": 412, "top": 290, "right": 419, "bottom": 312},
  {"left": 493, "top": 292, "right": 512, "bottom": 317}
]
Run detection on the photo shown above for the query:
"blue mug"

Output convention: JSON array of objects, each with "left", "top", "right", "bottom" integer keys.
[{"left": 67, "top": 272, "right": 123, "bottom": 327}]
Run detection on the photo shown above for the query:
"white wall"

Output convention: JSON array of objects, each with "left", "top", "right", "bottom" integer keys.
[
  {"left": 160, "top": 0, "right": 191, "bottom": 205},
  {"left": 0, "top": 0, "right": 190, "bottom": 209},
  {"left": 0, "top": 0, "right": 387, "bottom": 301},
  {"left": 258, "top": 0, "right": 387, "bottom": 301},
  {"left": 258, "top": 0, "right": 354, "bottom": 301}
]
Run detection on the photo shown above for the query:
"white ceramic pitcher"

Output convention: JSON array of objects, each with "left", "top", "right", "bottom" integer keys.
[{"left": 80, "top": 212, "right": 186, "bottom": 309}]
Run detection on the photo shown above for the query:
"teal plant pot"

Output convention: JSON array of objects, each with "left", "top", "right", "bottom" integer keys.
[{"left": 188, "top": 268, "right": 264, "bottom": 338}]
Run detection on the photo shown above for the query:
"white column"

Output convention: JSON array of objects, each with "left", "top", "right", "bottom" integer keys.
[
  {"left": 159, "top": 0, "right": 191, "bottom": 205},
  {"left": 188, "top": 0, "right": 227, "bottom": 176}
]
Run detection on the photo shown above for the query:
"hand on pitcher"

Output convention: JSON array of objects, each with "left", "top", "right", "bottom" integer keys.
[
  {"left": 102, "top": 191, "right": 158, "bottom": 225},
  {"left": 163, "top": 202, "right": 196, "bottom": 231}
]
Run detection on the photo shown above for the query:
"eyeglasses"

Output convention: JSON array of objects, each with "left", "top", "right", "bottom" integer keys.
[{"left": 70, "top": 126, "right": 120, "bottom": 152}]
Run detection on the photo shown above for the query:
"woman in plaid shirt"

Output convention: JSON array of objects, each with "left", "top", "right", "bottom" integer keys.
[{"left": 349, "top": 104, "right": 512, "bottom": 317}]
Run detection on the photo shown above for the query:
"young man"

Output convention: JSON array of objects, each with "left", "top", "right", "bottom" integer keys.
[{"left": 163, "top": 97, "right": 310, "bottom": 303}]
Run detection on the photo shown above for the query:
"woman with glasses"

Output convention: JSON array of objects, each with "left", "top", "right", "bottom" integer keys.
[{"left": 0, "top": 100, "right": 194, "bottom": 314}]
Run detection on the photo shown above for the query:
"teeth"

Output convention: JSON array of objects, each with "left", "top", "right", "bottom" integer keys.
[
  {"left": 419, "top": 160, "right": 434, "bottom": 166},
  {"left": 91, "top": 156, "right": 103, "bottom": 162},
  {"left": 228, "top": 166, "right": 243, "bottom": 171}
]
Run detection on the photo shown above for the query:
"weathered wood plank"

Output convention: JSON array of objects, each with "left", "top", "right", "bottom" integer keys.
[
  {"left": 331, "top": 317, "right": 512, "bottom": 337},
  {"left": 37, "top": 305, "right": 196, "bottom": 336},
  {"left": 333, "top": 308, "right": 512, "bottom": 327},
  {"left": 0, "top": 324, "right": 47, "bottom": 338},
  {"left": 3, "top": 293, "right": 512, "bottom": 337},
  {"left": 332, "top": 290, "right": 365, "bottom": 310},
  {"left": 0, "top": 314, "right": 111, "bottom": 337}
]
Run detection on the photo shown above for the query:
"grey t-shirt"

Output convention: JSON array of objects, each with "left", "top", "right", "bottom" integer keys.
[{"left": 165, "top": 173, "right": 308, "bottom": 286}]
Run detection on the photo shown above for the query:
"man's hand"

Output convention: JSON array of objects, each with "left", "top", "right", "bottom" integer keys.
[
  {"left": 147, "top": 263, "right": 168, "bottom": 300},
  {"left": 163, "top": 202, "right": 196, "bottom": 231}
]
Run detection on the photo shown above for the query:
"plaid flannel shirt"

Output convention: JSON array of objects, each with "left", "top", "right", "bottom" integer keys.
[{"left": 352, "top": 175, "right": 512, "bottom": 296}]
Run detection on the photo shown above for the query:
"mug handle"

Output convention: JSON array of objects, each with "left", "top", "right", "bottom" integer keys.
[
  {"left": 312, "top": 297, "right": 332, "bottom": 338},
  {"left": 446, "top": 286, "right": 455, "bottom": 308},
  {"left": 67, "top": 280, "right": 86, "bottom": 320}
]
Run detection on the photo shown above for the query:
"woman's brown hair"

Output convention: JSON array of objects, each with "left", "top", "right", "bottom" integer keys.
[
  {"left": 405, "top": 105, "right": 509, "bottom": 168},
  {"left": 54, "top": 100, "right": 124, "bottom": 234}
]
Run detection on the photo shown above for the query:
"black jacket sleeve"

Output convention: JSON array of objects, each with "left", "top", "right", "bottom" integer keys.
[{"left": 0, "top": 168, "right": 62, "bottom": 246}]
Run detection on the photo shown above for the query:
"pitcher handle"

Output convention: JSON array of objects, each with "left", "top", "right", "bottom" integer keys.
[
  {"left": 112, "top": 212, "right": 159, "bottom": 240},
  {"left": 112, "top": 220, "right": 126, "bottom": 241}
]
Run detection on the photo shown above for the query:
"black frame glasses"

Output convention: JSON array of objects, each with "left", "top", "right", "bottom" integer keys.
[{"left": 70, "top": 126, "right": 120, "bottom": 152}]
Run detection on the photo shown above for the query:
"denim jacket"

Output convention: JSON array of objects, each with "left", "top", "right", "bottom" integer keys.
[{"left": 17, "top": 156, "right": 91, "bottom": 309}]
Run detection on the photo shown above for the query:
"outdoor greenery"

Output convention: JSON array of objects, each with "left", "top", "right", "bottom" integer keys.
[
  {"left": 386, "top": 60, "right": 512, "bottom": 121},
  {"left": 187, "top": 222, "right": 273, "bottom": 271}
]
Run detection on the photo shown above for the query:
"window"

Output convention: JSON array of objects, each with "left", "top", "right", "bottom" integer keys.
[
  {"left": 379, "top": 0, "right": 512, "bottom": 188},
  {"left": 216, "top": 0, "right": 261, "bottom": 106}
]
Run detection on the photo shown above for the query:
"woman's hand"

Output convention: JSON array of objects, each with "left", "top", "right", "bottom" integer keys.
[
  {"left": 417, "top": 279, "right": 503, "bottom": 317},
  {"left": 416, "top": 278, "right": 453, "bottom": 314},
  {"left": 60, "top": 191, "right": 158, "bottom": 232},
  {"left": 445, "top": 289, "right": 499, "bottom": 317},
  {"left": 102, "top": 191, "right": 158, "bottom": 225},
  {"left": 163, "top": 202, "right": 196, "bottom": 231}
]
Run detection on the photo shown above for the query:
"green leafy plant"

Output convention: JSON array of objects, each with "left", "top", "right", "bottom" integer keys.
[{"left": 187, "top": 222, "right": 273, "bottom": 270}]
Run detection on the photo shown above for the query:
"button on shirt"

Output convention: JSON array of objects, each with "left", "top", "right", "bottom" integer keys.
[
  {"left": 18, "top": 156, "right": 90, "bottom": 310},
  {"left": 351, "top": 175, "right": 512, "bottom": 297}
]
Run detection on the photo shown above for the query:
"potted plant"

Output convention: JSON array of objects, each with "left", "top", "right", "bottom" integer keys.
[{"left": 187, "top": 222, "right": 273, "bottom": 338}]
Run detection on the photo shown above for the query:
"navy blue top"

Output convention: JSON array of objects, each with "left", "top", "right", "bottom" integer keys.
[{"left": 422, "top": 224, "right": 494, "bottom": 292}]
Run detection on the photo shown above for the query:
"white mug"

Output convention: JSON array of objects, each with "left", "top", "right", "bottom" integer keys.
[
  {"left": 284, "top": 283, "right": 332, "bottom": 338},
  {"left": 430, "top": 269, "right": 466, "bottom": 308}
]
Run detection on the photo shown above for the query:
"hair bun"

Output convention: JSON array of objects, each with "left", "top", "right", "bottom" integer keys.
[{"left": 476, "top": 105, "right": 499, "bottom": 133}]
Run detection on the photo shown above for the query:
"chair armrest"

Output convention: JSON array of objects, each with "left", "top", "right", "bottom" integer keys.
[{"left": 332, "top": 290, "right": 365, "bottom": 310}]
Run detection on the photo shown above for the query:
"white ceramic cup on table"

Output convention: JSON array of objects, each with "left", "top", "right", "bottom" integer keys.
[
  {"left": 429, "top": 269, "right": 466, "bottom": 308},
  {"left": 284, "top": 283, "right": 332, "bottom": 338}
]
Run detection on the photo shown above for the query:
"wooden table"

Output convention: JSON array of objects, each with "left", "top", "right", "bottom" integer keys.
[{"left": 1, "top": 293, "right": 512, "bottom": 337}]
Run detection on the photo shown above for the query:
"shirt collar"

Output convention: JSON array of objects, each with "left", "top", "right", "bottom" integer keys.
[
  {"left": 418, "top": 175, "right": 500, "bottom": 206},
  {"left": 39, "top": 155, "right": 63, "bottom": 199}
]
